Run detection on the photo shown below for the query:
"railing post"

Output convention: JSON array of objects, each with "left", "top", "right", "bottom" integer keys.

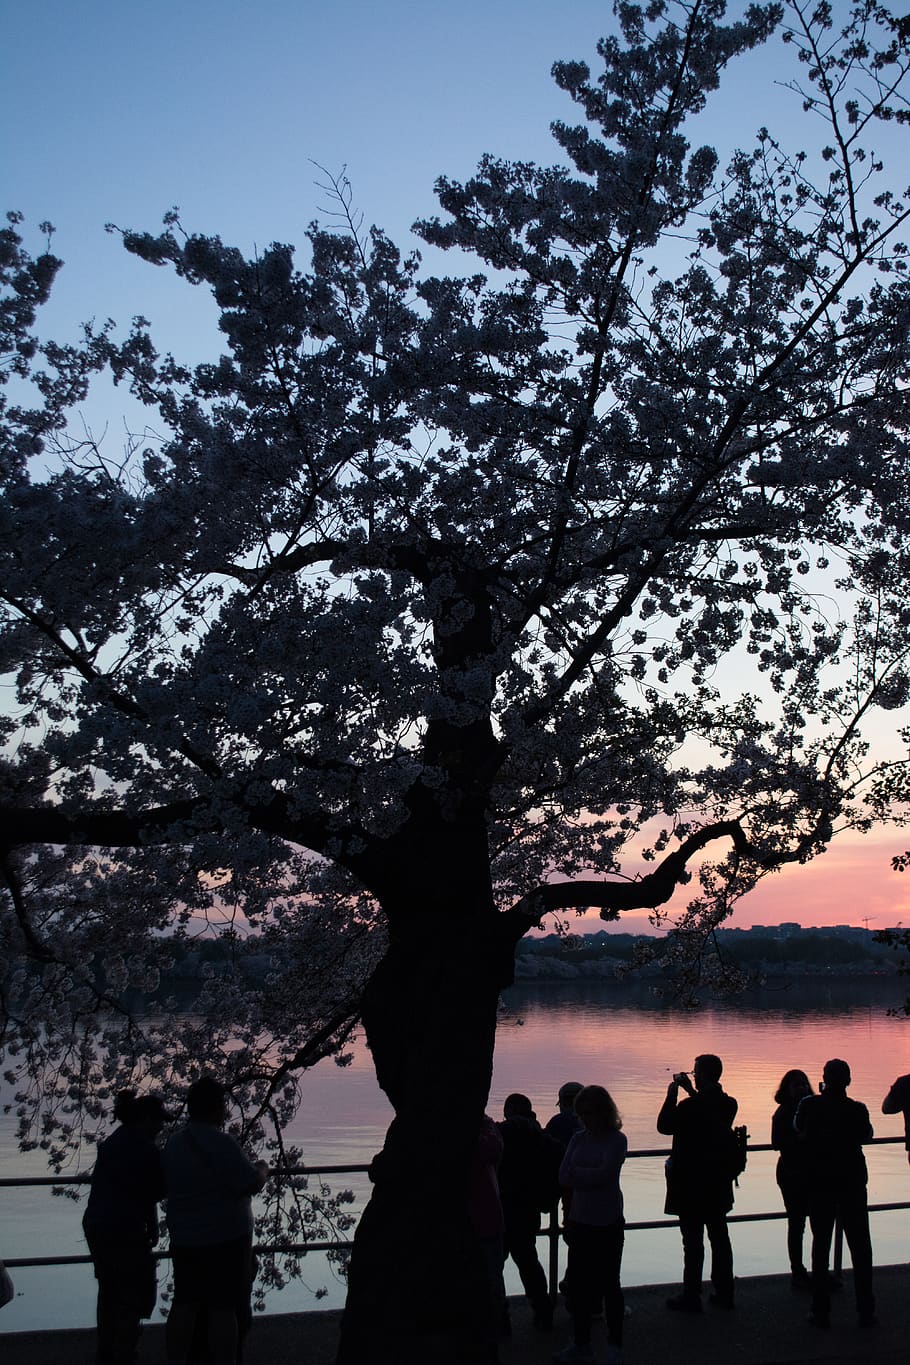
[
  {"left": 833, "top": 1217, "right": 844, "bottom": 1278},
  {"left": 547, "top": 1203, "right": 561, "bottom": 1301}
]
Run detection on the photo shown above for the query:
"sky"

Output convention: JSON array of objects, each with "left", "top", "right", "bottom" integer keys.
[
  {"left": 3, "top": 0, "right": 908, "bottom": 933},
  {"left": 573, "top": 822, "right": 910, "bottom": 937},
  {"left": 2, "top": 0, "right": 804, "bottom": 351}
]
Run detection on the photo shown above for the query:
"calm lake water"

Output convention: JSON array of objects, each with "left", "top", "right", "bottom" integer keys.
[{"left": 3, "top": 977, "right": 910, "bottom": 1333}]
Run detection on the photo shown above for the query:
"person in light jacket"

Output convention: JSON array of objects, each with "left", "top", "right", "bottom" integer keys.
[
  {"left": 163, "top": 1077, "right": 267, "bottom": 1365},
  {"left": 554, "top": 1084, "right": 627, "bottom": 1365}
]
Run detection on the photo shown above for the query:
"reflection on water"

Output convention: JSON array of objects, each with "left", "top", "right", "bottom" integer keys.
[
  {"left": 492, "top": 977, "right": 908, "bottom": 1150},
  {"left": 2, "top": 977, "right": 909, "bottom": 1331},
  {"left": 491, "top": 977, "right": 910, "bottom": 1302}
]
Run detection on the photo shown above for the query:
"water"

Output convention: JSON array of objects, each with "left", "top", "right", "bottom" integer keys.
[{"left": 3, "top": 977, "right": 909, "bottom": 1333}]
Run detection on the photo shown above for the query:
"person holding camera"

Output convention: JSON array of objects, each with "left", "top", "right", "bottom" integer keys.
[{"left": 657, "top": 1054, "right": 738, "bottom": 1313}]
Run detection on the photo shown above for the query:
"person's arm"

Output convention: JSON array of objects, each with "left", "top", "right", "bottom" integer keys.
[
  {"left": 882, "top": 1075, "right": 909, "bottom": 1114},
  {"left": 208, "top": 1130, "right": 269, "bottom": 1194},
  {"left": 657, "top": 1079, "right": 684, "bottom": 1135},
  {"left": 880, "top": 1076, "right": 910, "bottom": 1161},
  {"left": 858, "top": 1103, "right": 874, "bottom": 1144},
  {"left": 144, "top": 1147, "right": 166, "bottom": 1205},
  {"left": 793, "top": 1094, "right": 811, "bottom": 1137},
  {"left": 476, "top": 1116, "right": 504, "bottom": 1167}
]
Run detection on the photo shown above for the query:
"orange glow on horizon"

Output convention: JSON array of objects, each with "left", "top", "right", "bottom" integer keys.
[{"left": 538, "top": 826, "right": 910, "bottom": 937}]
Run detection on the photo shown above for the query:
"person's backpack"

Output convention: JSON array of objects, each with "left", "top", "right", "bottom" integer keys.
[{"left": 727, "top": 1124, "right": 749, "bottom": 1182}]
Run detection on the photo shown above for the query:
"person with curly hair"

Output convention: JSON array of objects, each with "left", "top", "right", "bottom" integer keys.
[{"left": 553, "top": 1084, "right": 626, "bottom": 1365}]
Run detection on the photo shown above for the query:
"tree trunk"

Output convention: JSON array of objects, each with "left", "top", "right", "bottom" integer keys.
[{"left": 336, "top": 908, "right": 516, "bottom": 1365}]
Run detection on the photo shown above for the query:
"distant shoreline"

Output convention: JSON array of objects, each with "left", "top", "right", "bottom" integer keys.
[{"left": 511, "top": 923, "right": 908, "bottom": 989}]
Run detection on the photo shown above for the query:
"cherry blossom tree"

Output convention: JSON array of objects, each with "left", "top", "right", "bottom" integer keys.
[{"left": 4, "top": 1, "right": 910, "bottom": 1359}]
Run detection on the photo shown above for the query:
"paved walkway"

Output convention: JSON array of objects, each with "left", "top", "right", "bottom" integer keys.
[{"left": 3, "top": 1265, "right": 909, "bottom": 1364}]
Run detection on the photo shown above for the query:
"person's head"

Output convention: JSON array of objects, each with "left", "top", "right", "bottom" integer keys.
[
  {"left": 573, "top": 1084, "right": 622, "bottom": 1135},
  {"left": 186, "top": 1076, "right": 228, "bottom": 1125},
  {"left": 112, "top": 1089, "right": 140, "bottom": 1125},
  {"left": 822, "top": 1059, "right": 851, "bottom": 1093},
  {"left": 775, "top": 1069, "right": 813, "bottom": 1105},
  {"left": 693, "top": 1054, "right": 723, "bottom": 1089},
  {"left": 503, "top": 1092, "right": 535, "bottom": 1122},
  {"left": 557, "top": 1081, "right": 584, "bottom": 1113},
  {"left": 112, "top": 1089, "right": 171, "bottom": 1136},
  {"left": 134, "top": 1095, "right": 171, "bottom": 1135}
]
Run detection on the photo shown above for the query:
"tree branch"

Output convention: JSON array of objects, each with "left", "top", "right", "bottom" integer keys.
[{"left": 0, "top": 794, "right": 369, "bottom": 875}]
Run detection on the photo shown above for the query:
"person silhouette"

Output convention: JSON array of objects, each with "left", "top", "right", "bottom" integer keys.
[
  {"left": 82, "top": 1090, "right": 168, "bottom": 1365},
  {"left": 163, "top": 1077, "right": 268, "bottom": 1365},
  {"left": 771, "top": 1069, "right": 813, "bottom": 1287},
  {"left": 794, "top": 1058, "right": 876, "bottom": 1329},
  {"left": 497, "top": 1093, "right": 561, "bottom": 1331},
  {"left": 545, "top": 1082, "right": 585, "bottom": 1150},
  {"left": 881, "top": 1070, "right": 910, "bottom": 1164},
  {"left": 468, "top": 1113, "right": 506, "bottom": 1362},
  {"left": 546, "top": 1081, "right": 586, "bottom": 1245},
  {"left": 554, "top": 1085, "right": 627, "bottom": 1365},
  {"left": 657, "top": 1053, "right": 738, "bottom": 1312}
]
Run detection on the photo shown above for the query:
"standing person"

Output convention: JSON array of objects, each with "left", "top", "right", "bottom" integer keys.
[
  {"left": 82, "top": 1090, "right": 168, "bottom": 1365},
  {"left": 554, "top": 1085, "right": 627, "bottom": 1365},
  {"left": 545, "top": 1082, "right": 585, "bottom": 1150},
  {"left": 163, "top": 1077, "right": 268, "bottom": 1365},
  {"left": 795, "top": 1058, "right": 876, "bottom": 1329},
  {"left": 497, "top": 1093, "right": 561, "bottom": 1331},
  {"left": 657, "top": 1053, "right": 738, "bottom": 1313},
  {"left": 546, "top": 1080, "right": 586, "bottom": 1260},
  {"left": 881, "top": 1071, "right": 910, "bottom": 1163},
  {"left": 771, "top": 1069, "right": 814, "bottom": 1288}
]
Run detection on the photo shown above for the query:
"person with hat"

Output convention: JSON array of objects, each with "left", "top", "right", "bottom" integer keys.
[
  {"left": 82, "top": 1089, "right": 170, "bottom": 1365},
  {"left": 545, "top": 1082, "right": 585, "bottom": 1150}
]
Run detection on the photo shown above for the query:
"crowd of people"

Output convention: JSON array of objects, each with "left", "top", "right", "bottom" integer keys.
[
  {"left": 77, "top": 1061, "right": 910, "bottom": 1365},
  {"left": 475, "top": 1057, "right": 909, "bottom": 1365}
]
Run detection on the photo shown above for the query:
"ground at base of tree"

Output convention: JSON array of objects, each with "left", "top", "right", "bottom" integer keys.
[{"left": 4, "top": 1265, "right": 910, "bottom": 1365}]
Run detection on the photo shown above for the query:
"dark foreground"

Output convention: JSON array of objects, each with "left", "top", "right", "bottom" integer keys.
[{"left": 3, "top": 1265, "right": 909, "bottom": 1365}]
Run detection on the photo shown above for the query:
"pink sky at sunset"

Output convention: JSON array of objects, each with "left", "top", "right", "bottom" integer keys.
[{"left": 568, "top": 825, "right": 910, "bottom": 937}]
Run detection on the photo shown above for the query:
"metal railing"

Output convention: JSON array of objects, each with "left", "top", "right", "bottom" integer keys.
[{"left": 4, "top": 1137, "right": 907, "bottom": 1295}]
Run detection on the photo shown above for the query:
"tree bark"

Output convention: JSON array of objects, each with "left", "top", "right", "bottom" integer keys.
[{"left": 336, "top": 904, "right": 516, "bottom": 1365}]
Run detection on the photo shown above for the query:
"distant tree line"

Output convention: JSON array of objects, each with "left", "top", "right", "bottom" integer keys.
[{"left": 515, "top": 927, "right": 897, "bottom": 976}]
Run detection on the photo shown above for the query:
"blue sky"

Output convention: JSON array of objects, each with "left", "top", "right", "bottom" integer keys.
[{"left": 3, "top": 0, "right": 804, "bottom": 353}]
